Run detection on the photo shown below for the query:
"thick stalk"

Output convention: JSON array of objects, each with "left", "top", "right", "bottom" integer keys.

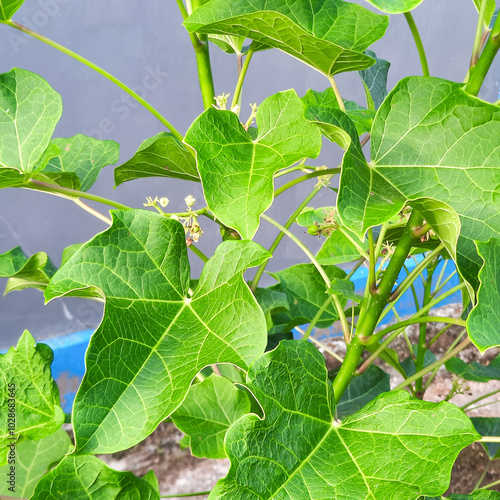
[
  {"left": 231, "top": 43, "right": 255, "bottom": 110},
  {"left": 415, "top": 258, "right": 438, "bottom": 395},
  {"left": 465, "top": 13, "right": 500, "bottom": 96},
  {"left": 332, "top": 210, "right": 424, "bottom": 400},
  {"left": 191, "top": 0, "right": 215, "bottom": 109},
  {"left": 404, "top": 12, "right": 430, "bottom": 77},
  {"left": 6, "top": 21, "right": 183, "bottom": 142},
  {"left": 26, "top": 179, "right": 130, "bottom": 210}
]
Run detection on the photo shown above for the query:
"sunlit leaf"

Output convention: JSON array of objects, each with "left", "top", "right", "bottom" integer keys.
[{"left": 0, "top": 0, "right": 24, "bottom": 21}]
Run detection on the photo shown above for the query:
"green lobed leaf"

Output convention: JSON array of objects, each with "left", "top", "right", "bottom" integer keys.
[
  {"left": 30, "top": 455, "right": 160, "bottom": 500},
  {"left": 37, "top": 135, "right": 120, "bottom": 191},
  {"left": 363, "top": 0, "right": 424, "bottom": 14},
  {"left": 335, "top": 365, "right": 390, "bottom": 419},
  {"left": 328, "top": 277, "right": 364, "bottom": 302},
  {"left": 471, "top": 417, "right": 500, "bottom": 459},
  {"left": 171, "top": 374, "right": 252, "bottom": 459},
  {"left": 301, "top": 89, "right": 375, "bottom": 135},
  {"left": 115, "top": 132, "right": 199, "bottom": 187},
  {"left": 0, "top": 68, "right": 62, "bottom": 172},
  {"left": 0, "top": 0, "right": 24, "bottom": 21},
  {"left": 211, "top": 340, "right": 479, "bottom": 499},
  {"left": 0, "top": 331, "right": 65, "bottom": 460},
  {"left": 185, "top": 90, "right": 322, "bottom": 239},
  {"left": 0, "top": 246, "right": 57, "bottom": 294},
  {"left": 0, "top": 428, "right": 72, "bottom": 498},
  {"left": 445, "top": 354, "right": 500, "bottom": 382},
  {"left": 268, "top": 263, "right": 346, "bottom": 333},
  {"left": 254, "top": 287, "right": 289, "bottom": 330},
  {"left": 467, "top": 240, "right": 500, "bottom": 352},
  {"left": 45, "top": 210, "right": 270, "bottom": 454},
  {"left": 359, "top": 50, "right": 390, "bottom": 110},
  {"left": 184, "top": 0, "right": 388, "bottom": 77}
]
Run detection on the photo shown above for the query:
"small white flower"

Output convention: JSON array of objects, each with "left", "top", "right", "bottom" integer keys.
[
  {"left": 143, "top": 196, "right": 159, "bottom": 207},
  {"left": 159, "top": 197, "right": 169, "bottom": 208},
  {"left": 185, "top": 195, "right": 196, "bottom": 208}
]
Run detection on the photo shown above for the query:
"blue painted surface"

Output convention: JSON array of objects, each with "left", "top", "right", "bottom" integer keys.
[{"left": 4, "top": 258, "right": 461, "bottom": 413}]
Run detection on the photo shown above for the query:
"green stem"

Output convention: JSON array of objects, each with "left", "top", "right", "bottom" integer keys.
[
  {"left": 175, "top": 0, "right": 189, "bottom": 19},
  {"left": 160, "top": 491, "right": 211, "bottom": 498},
  {"left": 328, "top": 76, "right": 346, "bottom": 112},
  {"left": 25, "top": 179, "right": 131, "bottom": 210},
  {"left": 467, "top": 400, "right": 500, "bottom": 412},
  {"left": 431, "top": 269, "right": 457, "bottom": 298},
  {"left": 274, "top": 169, "right": 340, "bottom": 197},
  {"left": 473, "top": 457, "right": 492, "bottom": 491},
  {"left": 303, "top": 296, "right": 334, "bottom": 340},
  {"left": 415, "top": 258, "right": 438, "bottom": 394},
  {"left": 190, "top": 0, "right": 216, "bottom": 109},
  {"left": 465, "top": 13, "right": 500, "bottom": 96},
  {"left": 231, "top": 43, "right": 255, "bottom": 110},
  {"left": 188, "top": 245, "right": 209, "bottom": 263},
  {"left": 404, "top": 12, "right": 430, "bottom": 77},
  {"left": 346, "top": 257, "right": 366, "bottom": 280},
  {"left": 478, "top": 477, "right": 500, "bottom": 491},
  {"left": 426, "top": 323, "right": 452, "bottom": 348},
  {"left": 433, "top": 258, "right": 448, "bottom": 291},
  {"left": 479, "top": 437, "right": 500, "bottom": 444},
  {"left": 393, "top": 338, "right": 471, "bottom": 391},
  {"left": 250, "top": 184, "right": 324, "bottom": 292},
  {"left": 261, "top": 214, "right": 351, "bottom": 342},
  {"left": 275, "top": 158, "right": 308, "bottom": 178},
  {"left": 332, "top": 210, "right": 424, "bottom": 400},
  {"left": 308, "top": 335, "right": 344, "bottom": 363},
  {"left": 462, "top": 388, "right": 500, "bottom": 410},
  {"left": 471, "top": 0, "right": 488, "bottom": 67},
  {"left": 6, "top": 21, "right": 184, "bottom": 142},
  {"left": 368, "top": 228, "right": 376, "bottom": 293}
]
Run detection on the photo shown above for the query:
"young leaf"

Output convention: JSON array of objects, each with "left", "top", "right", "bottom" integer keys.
[
  {"left": 359, "top": 50, "right": 390, "bottom": 109},
  {"left": 363, "top": 0, "right": 424, "bottom": 13},
  {"left": 30, "top": 455, "right": 160, "bottom": 500},
  {"left": 0, "top": 0, "right": 24, "bottom": 21},
  {"left": 471, "top": 417, "right": 500, "bottom": 459},
  {"left": 211, "top": 340, "right": 479, "bottom": 499},
  {"left": 171, "top": 374, "right": 252, "bottom": 459},
  {"left": 467, "top": 239, "right": 500, "bottom": 352},
  {"left": 185, "top": 90, "right": 322, "bottom": 239},
  {"left": 115, "top": 132, "right": 199, "bottom": 186},
  {"left": 335, "top": 365, "right": 390, "bottom": 419},
  {"left": 184, "top": 0, "right": 388, "bottom": 77},
  {"left": 445, "top": 354, "right": 500, "bottom": 382},
  {"left": 45, "top": 210, "right": 270, "bottom": 454},
  {"left": 0, "top": 428, "right": 72, "bottom": 498},
  {"left": 328, "top": 277, "right": 364, "bottom": 303},
  {"left": 301, "top": 89, "right": 375, "bottom": 135},
  {"left": 37, "top": 135, "right": 120, "bottom": 191},
  {"left": 0, "top": 68, "right": 62, "bottom": 172},
  {"left": 268, "top": 263, "right": 346, "bottom": 333},
  {"left": 0, "top": 331, "right": 65, "bottom": 460},
  {"left": 316, "top": 230, "right": 369, "bottom": 265},
  {"left": 0, "top": 246, "right": 57, "bottom": 294}
]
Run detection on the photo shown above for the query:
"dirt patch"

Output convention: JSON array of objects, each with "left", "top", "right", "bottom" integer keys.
[{"left": 95, "top": 303, "right": 499, "bottom": 497}]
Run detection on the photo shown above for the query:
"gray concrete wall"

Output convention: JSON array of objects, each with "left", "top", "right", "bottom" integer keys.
[{"left": 0, "top": 0, "right": 497, "bottom": 348}]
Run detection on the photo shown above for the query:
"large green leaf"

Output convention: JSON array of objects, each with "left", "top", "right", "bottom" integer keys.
[
  {"left": 268, "top": 263, "right": 346, "bottom": 333},
  {"left": 0, "top": 428, "right": 72, "bottom": 498},
  {"left": 31, "top": 455, "right": 160, "bottom": 500},
  {"left": 359, "top": 50, "right": 390, "bottom": 110},
  {"left": 0, "top": 246, "right": 57, "bottom": 294},
  {"left": 0, "top": 0, "right": 24, "bottom": 21},
  {"left": 445, "top": 354, "right": 500, "bottom": 382},
  {"left": 171, "top": 374, "right": 252, "bottom": 459},
  {"left": 0, "top": 331, "right": 65, "bottom": 462},
  {"left": 45, "top": 210, "right": 270, "bottom": 454},
  {"left": 363, "top": 0, "right": 424, "bottom": 13},
  {"left": 184, "top": 0, "right": 388, "bottom": 77},
  {"left": 471, "top": 417, "right": 500, "bottom": 459},
  {"left": 467, "top": 240, "right": 500, "bottom": 352},
  {"left": 254, "top": 287, "right": 289, "bottom": 330},
  {"left": 211, "top": 340, "right": 479, "bottom": 499},
  {"left": 185, "top": 90, "right": 322, "bottom": 239},
  {"left": 38, "top": 134, "right": 119, "bottom": 191},
  {"left": 335, "top": 365, "right": 390, "bottom": 419},
  {"left": 115, "top": 132, "right": 199, "bottom": 187},
  {"left": 0, "top": 68, "right": 62, "bottom": 171}
]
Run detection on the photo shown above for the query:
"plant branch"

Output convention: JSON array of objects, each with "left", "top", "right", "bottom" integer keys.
[
  {"left": 465, "top": 13, "right": 500, "bottom": 96},
  {"left": 404, "top": 12, "right": 430, "bottom": 77},
  {"left": 73, "top": 199, "right": 112, "bottom": 225},
  {"left": 303, "top": 295, "right": 334, "bottom": 340},
  {"left": 461, "top": 388, "right": 500, "bottom": 410},
  {"left": 393, "top": 338, "right": 471, "bottom": 391},
  {"left": 25, "top": 179, "right": 131, "bottom": 210},
  {"left": 188, "top": 244, "right": 209, "bottom": 263},
  {"left": 471, "top": 0, "right": 488, "bottom": 67},
  {"left": 6, "top": 21, "right": 184, "bottom": 142},
  {"left": 328, "top": 76, "right": 346, "bottom": 112},
  {"left": 368, "top": 228, "right": 377, "bottom": 294},
  {"left": 274, "top": 168, "right": 340, "bottom": 197},
  {"left": 231, "top": 42, "right": 256, "bottom": 110},
  {"left": 175, "top": 0, "right": 189, "bottom": 19},
  {"left": 160, "top": 491, "right": 211, "bottom": 498}
]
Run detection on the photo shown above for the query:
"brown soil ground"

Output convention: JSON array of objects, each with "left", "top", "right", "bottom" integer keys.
[{"left": 95, "top": 304, "right": 499, "bottom": 498}]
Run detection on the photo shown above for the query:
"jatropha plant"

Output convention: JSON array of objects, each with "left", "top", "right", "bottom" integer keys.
[{"left": 0, "top": 0, "right": 500, "bottom": 498}]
